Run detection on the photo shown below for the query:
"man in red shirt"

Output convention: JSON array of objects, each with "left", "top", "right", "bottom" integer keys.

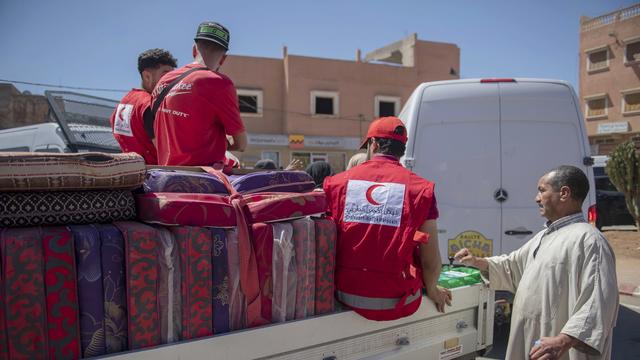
[
  {"left": 152, "top": 21, "right": 247, "bottom": 166},
  {"left": 323, "top": 116, "right": 452, "bottom": 321},
  {"left": 110, "top": 48, "right": 177, "bottom": 164}
]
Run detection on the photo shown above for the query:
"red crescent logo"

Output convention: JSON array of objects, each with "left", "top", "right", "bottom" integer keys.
[
  {"left": 118, "top": 105, "right": 127, "bottom": 121},
  {"left": 365, "top": 184, "right": 384, "bottom": 206}
]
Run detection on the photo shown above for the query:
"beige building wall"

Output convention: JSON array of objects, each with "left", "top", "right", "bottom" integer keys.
[
  {"left": 579, "top": 4, "right": 640, "bottom": 154},
  {"left": 0, "top": 84, "right": 50, "bottom": 130},
  {"left": 221, "top": 34, "right": 460, "bottom": 171}
]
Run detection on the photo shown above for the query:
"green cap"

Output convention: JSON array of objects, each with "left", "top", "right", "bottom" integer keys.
[{"left": 195, "top": 21, "right": 230, "bottom": 50}]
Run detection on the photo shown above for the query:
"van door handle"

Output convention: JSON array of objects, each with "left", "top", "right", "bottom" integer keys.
[{"left": 505, "top": 230, "right": 533, "bottom": 235}]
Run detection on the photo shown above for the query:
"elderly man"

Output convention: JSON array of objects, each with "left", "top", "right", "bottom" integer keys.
[{"left": 455, "top": 165, "right": 618, "bottom": 360}]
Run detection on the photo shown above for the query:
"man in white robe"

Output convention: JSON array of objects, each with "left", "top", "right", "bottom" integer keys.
[{"left": 455, "top": 165, "right": 618, "bottom": 360}]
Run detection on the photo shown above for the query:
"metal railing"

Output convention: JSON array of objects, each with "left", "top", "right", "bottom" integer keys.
[{"left": 581, "top": 3, "right": 640, "bottom": 32}]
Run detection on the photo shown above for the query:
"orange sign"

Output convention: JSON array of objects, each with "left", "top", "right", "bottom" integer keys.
[{"left": 289, "top": 134, "right": 304, "bottom": 149}]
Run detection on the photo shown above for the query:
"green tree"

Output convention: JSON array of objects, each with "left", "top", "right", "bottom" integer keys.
[{"left": 605, "top": 141, "right": 640, "bottom": 228}]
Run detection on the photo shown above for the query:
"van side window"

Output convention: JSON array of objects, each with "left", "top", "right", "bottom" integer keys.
[{"left": 0, "top": 146, "right": 30, "bottom": 152}]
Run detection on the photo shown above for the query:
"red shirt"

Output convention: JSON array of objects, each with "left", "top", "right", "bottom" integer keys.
[
  {"left": 110, "top": 89, "right": 158, "bottom": 165},
  {"left": 323, "top": 155, "right": 439, "bottom": 320},
  {"left": 152, "top": 63, "right": 245, "bottom": 166}
]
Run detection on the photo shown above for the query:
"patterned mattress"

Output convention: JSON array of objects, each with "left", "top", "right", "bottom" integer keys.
[
  {"left": 243, "top": 192, "right": 326, "bottom": 223},
  {"left": 144, "top": 169, "right": 229, "bottom": 195},
  {"left": 0, "top": 152, "right": 145, "bottom": 192},
  {"left": 135, "top": 193, "right": 235, "bottom": 227},
  {"left": 0, "top": 191, "right": 136, "bottom": 228},
  {"left": 230, "top": 171, "right": 315, "bottom": 194}
]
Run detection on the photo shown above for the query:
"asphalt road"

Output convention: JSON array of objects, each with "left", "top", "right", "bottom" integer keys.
[{"left": 483, "top": 295, "right": 640, "bottom": 359}]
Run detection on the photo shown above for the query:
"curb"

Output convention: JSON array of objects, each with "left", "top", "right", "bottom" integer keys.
[{"left": 619, "top": 283, "right": 640, "bottom": 297}]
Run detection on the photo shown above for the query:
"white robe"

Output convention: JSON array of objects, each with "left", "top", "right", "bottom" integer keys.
[{"left": 486, "top": 219, "right": 619, "bottom": 360}]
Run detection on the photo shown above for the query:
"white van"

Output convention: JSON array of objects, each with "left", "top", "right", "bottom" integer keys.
[
  {"left": 399, "top": 78, "right": 596, "bottom": 260},
  {"left": 0, "top": 122, "right": 119, "bottom": 153}
]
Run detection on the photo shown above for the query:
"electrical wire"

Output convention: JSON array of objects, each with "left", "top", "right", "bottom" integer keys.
[{"left": 0, "top": 78, "right": 128, "bottom": 93}]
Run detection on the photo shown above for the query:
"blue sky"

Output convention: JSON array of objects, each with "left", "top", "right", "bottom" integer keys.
[{"left": 0, "top": 0, "right": 636, "bottom": 100}]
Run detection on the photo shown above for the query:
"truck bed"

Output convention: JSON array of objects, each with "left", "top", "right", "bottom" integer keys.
[{"left": 102, "top": 284, "right": 494, "bottom": 360}]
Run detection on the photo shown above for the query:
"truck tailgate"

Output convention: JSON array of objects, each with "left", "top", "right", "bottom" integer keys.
[{"left": 102, "top": 284, "right": 494, "bottom": 360}]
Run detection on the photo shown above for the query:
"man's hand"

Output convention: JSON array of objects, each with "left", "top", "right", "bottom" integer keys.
[
  {"left": 285, "top": 158, "right": 304, "bottom": 171},
  {"left": 425, "top": 285, "right": 452, "bottom": 313},
  {"left": 454, "top": 248, "right": 488, "bottom": 271},
  {"left": 529, "top": 334, "right": 577, "bottom": 360}
]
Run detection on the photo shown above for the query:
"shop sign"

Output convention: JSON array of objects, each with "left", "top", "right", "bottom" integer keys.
[{"left": 597, "top": 122, "right": 629, "bottom": 134}]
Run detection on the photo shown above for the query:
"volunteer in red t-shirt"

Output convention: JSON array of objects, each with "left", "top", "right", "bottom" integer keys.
[
  {"left": 110, "top": 48, "right": 177, "bottom": 165},
  {"left": 323, "top": 116, "right": 452, "bottom": 321},
  {"left": 152, "top": 21, "right": 247, "bottom": 166}
]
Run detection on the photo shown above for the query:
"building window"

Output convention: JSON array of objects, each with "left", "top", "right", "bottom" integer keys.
[
  {"left": 237, "top": 89, "right": 263, "bottom": 117},
  {"left": 625, "top": 37, "right": 640, "bottom": 64},
  {"left": 622, "top": 88, "right": 640, "bottom": 115},
  {"left": 586, "top": 46, "right": 609, "bottom": 72},
  {"left": 584, "top": 94, "right": 608, "bottom": 119},
  {"left": 375, "top": 95, "right": 401, "bottom": 118},
  {"left": 311, "top": 91, "right": 339, "bottom": 117}
]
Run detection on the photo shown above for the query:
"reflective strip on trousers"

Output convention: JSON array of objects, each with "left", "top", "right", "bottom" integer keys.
[{"left": 336, "top": 289, "right": 421, "bottom": 310}]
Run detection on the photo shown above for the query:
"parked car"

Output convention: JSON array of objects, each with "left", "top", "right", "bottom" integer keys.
[{"left": 593, "top": 163, "right": 635, "bottom": 229}]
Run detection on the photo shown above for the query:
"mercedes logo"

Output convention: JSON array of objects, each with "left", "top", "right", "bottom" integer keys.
[{"left": 494, "top": 188, "right": 508, "bottom": 203}]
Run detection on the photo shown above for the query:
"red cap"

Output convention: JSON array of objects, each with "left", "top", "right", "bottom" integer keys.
[{"left": 359, "top": 116, "right": 408, "bottom": 149}]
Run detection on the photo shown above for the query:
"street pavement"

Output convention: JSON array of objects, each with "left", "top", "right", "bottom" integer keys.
[{"left": 482, "top": 297, "right": 640, "bottom": 359}]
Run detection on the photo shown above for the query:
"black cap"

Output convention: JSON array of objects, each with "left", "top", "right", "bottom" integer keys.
[{"left": 194, "top": 21, "right": 230, "bottom": 50}]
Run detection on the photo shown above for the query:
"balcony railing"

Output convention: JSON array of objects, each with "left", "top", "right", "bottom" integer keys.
[{"left": 581, "top": 3, "right": 640, "bottom": 32}]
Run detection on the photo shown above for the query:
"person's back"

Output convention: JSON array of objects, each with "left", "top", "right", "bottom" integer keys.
[
  {"left": 110, "top": 48, "right": 176, "bottom": 164},
  {"left": 323, "top": 116, "right": 449, "bottom": 321},
  {"left": 152, "top": 21, "right": 246, "bottom": 166}
]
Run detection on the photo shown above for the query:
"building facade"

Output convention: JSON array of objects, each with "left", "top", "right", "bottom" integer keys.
[
  {"left": 0, "top": 84, "right": 49, "bottom": 130},
  {"left": 580, "top": 4, "right": 640, "bottom": 154},
  {"left": 221, "top": 34, "right": 460, "bottom": 171}
]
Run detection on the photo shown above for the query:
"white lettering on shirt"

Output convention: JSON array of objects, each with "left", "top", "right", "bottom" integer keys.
[
  {"left": 113, "top": 103, "right": 133, "bottom": 136},
  {"left": 343, "top": 180, "right": 405, "bottom": 227},
  {"left": 160, "top": 108, "right": 190, "bottom": 118}
]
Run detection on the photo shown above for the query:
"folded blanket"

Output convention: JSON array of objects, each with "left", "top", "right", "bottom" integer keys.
[
  {"left": 156, "top": 226, "right": 182, "bottom": 344},
  {"left": 114, "top": 221, "right": 161, "bottom": 350},
  {"left": 71, "top": 224, "right": 106, "bottom": 358},
  {"left": 272, "top": 223, "right": 297, "bottom": 323},
  {"left": 97, "top": 224, "right": 128, "bottom": 354},
  {"left": 250, "top": 223, "right": 274, "bottom": 326},
  {"left": 0, "top": 227, "right": 48, "bottom": 359},
  {"left": 0, "top": 152, "right": 145, "bottom": 192},
  {"left": 314, "top": 218, "right": 337, "bottom": 315},
  {"left": 171, "top": 226, "right": 213, "bottom": 340},
  {"left": 211, "top": 228, "right": 230, "bottom": 334},
  {"left": 43, "top": 226, "right": 82, "bottom": 359},
  {"left": 292, "top": 218, "right": 316, "bottom": 319}
]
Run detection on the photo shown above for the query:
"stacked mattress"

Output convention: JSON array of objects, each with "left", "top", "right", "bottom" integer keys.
[
  {"left": 0, "top": 157, "right": 337, "bottom": 359},
  {"left": 0, "top": 152, "right": 143, "bottom": 227},
  {"left": 138, "top": 168, "right": 336, "bottom": 329}
]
